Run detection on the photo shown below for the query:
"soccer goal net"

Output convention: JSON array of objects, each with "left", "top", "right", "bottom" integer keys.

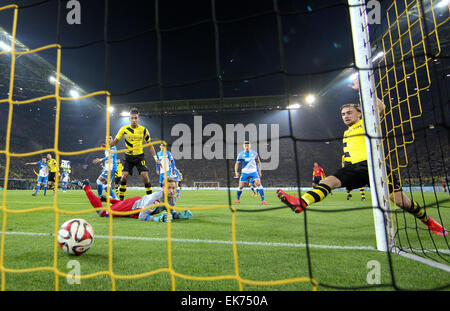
[{"left": 0, "top": 0, "right": 448, "bottom": 294}]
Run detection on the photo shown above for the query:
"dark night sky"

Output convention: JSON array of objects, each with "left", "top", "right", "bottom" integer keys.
[{"left": 0, "top": 0, "right": 357, "bottom": 104}]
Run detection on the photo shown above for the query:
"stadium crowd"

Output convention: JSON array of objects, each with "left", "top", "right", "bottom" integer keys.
[{"left": 1, "top": 128, "right": 448, "bottom": 189}]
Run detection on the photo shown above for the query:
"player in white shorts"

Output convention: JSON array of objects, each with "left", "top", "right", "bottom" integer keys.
[{"left": 234, "top": 141, "right": 266, "bottom": 205}]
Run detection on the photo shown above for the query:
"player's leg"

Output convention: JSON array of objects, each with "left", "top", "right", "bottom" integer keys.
[
  {"left": 48, "top": 173, "right": 56, "bottom": 195},
  {"left": 235, "top": 176, "right": 246, "bottom": 204},
  {"left": 249, "top": 179, "right": 257, "bottom": 196},
  {"left": 253, "top": 178, "right": 266, "bottom": 205},
  {"left": 119, "top": 171, "right": 130, "bottom": 200},
  {"left": 135, "top": 154, "right": 151, "bottom": 194},
  {"left": 389, "top": 180, "right": 447, "bottom": 235},
  {"left": 360, "top": 187, "right": 366, "bottom": 201},
  {"left": 277, "top": 166, "right": 352, "bottom": 213},
  {"left": 346, "top": 188, "right": 352, "bottom": 200},
  {"left": 159, "top": 172, "right": 165, "bottom": 187},
  {"left": 97, "top": 174, "right": 107, "bottom": 197},
  {"left": 119, "top": 156, "right": 134, "bottom": 200},
  {"left": 108, "top": 196, "right": 141, "bottom": 218},
  {"left": 114, "top": 176, "right": 121, "bottom": 195},
  {"left": 80, "top": 179, "right": 109, "bottom": 217},
  {"left": 178, "top": 180, "right": 183, "bottom": 198},
  {"left": 236, "top": 182, "right": 245, "bottom": 203},
  {"left": 102, "top": 171, "right": 118, "bottom": 199},
  {"left": 33, "top": 179, "right": 42, "bottom": 196},
  {"left": 140, "top": 171, "right": 152, "bottom": 195},
  {"left": 42, "top": 177, "right": 48, "bottom": 196}
]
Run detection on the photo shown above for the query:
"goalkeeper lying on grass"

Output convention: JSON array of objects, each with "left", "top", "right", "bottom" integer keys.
[{"left": 80, "top": 177, "right": 192, "bottom": 222}]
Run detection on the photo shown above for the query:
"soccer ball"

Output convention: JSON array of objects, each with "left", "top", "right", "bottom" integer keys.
[{"left": 57, "top": 219, "right": 94, "bottom": 256}]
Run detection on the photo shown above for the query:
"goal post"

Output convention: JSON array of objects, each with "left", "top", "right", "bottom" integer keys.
[{"left": 348, "top": 0, "right": 395, "bottom": 252}]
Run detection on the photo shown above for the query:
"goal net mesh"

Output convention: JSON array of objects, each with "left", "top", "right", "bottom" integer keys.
[{"left": 0, "top": 0, "right": 448, "bottom": 291}]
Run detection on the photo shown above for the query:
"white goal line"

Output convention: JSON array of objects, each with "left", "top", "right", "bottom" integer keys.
[
  {"left": 2, "top": 231, "right": 448, "bottom": 272},
  {"left": 1, "top": 230, "right": 376, "bottom": 251}
]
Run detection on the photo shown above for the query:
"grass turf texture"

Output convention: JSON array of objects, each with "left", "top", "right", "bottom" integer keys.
[{"left": 0, "top": 189, "right": 448, "bottom": 291}]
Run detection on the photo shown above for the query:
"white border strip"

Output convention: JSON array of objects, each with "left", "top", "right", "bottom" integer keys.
[{"left": 395, "top": 249, "right": 450, "bottom": 273}]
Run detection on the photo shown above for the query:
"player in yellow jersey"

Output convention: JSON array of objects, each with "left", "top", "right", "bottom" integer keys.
[
  {"left": 277, "top": 80, "right": 447, "bottom": 236},
  {"left": 341, "top": 154, "right": 366, "bottom": 201},
  {"left": 46, "top": 153, "right": 58, "bottom": 196},
  {"left": 109, "top": 108, "right": 161, "bottom": 200},
  {"left": 114, "top": 158, "right": 123, "bottom": 195}
]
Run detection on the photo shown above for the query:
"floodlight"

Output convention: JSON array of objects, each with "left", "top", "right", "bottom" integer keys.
[
  {"left": 287, "top": 103, "right": 301, "bottom": 109},
  {"left": 69, "top": 89, "right": 79, "bottom": 98},
  {"left": 437, "top": 0, "right": 448, "bottom": 8},
  {"left": 305, "top": 94, "right": 316, "bottom": 104},
  {"left": 48, "top": 76, "right": 60, "bottom": 85},
  {"left": 0, "top": 41, "right": 11, "bottom": 51}
]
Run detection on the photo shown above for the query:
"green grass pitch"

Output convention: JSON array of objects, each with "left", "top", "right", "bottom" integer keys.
[{"left": 0, "top": 188, "right": 448, "bottom": 291}]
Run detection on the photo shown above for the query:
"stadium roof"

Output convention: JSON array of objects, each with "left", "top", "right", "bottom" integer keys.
[{"left": 0, "top": 26, "right": 103, "bottom": 110}]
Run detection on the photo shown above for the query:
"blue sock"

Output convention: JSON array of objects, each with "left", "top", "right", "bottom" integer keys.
[
  {"left": 177, "top": 188, "right": 180, "bottom": 196},
  {"left": 103, "top": 184, "right": 118, "bottom": 199},
  {"left": 237, "top": 190, "right": 242, "bottom": 200},
  {"left": 43, "top": 186, "right": 47, "bottom": 196},
  {"left": 257, "top": 187, "right": 265, "bottom": 201},
  {"left": 251, "top": 186, "right": 256, "bottom": 193},
  {"left": 97, "top": 180, "right": 103, "bottom": 197},
  {"left": 109, "top": 187, "right": 118, "bottom": 199},
  {"left": 34, "top": 185, "right": 40, "bottom": 195}
]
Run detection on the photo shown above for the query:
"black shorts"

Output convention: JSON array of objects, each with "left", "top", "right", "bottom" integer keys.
[
  {"left": 331, "top": 161, "right": 401, "bottom": 193},
  {"left": 312, "top": 176, "right": 322, "bottom": 184},
  {"left": 123, "top": 153, "right": 148, "bottom": 175},
  {"left": 48, "top": 172, "right": 56, "bottom": 183},
  {"left": 114, "top": 176, "right": 121, "bottom": 185}
]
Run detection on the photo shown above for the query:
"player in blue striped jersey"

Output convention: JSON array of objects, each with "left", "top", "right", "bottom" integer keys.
[
  {"left": 60, "top": 169, "right": 71, "bottom": 192},
  {"left": 234, "top": 141, "right": 266, "bottom": 205},
  {"left": 25, "top": 156, "right": 49, "bottom": 196},
  {"left": 156, "top": 143, "right": 175, "bottom": 187},
  {"left": 93, "top": 136, "right": 118, "bottom": 199},
  {"left": 171, "top": 165, "right": 183, "bottom": 198}
]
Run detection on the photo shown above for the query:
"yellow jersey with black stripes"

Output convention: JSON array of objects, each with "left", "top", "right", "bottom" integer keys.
[
  {"left": 48, "top": 158, "right": 58, "bottom": 173},
  {"left": 342, "top": 119, "right": 367, "bottom": 165},
  {"left": 115, "top": 124, "right": 151, "bottom": 155},
  {"left": 115, "top": 162, "right": 123, "bottom": 177}
]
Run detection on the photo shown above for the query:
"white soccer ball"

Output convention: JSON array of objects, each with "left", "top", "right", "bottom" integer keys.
[{"left": 57, "top": 219, "right": 94, "bottom": 256}]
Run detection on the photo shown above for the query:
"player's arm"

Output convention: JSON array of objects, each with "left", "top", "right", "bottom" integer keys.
[
  {"left": 234, "top": 161, "right": 240, "bottom": 178},
  {"left": 92, "top": 157, "right": 104, "bottom": 164},
  {"left": 149, "top": 144, "right": 161, "bottom": 165},
  {"left": 377, "top": 97, "right": 385, "bottom": 117},
  {"left": 256, "top": 156, "right": 262, "bottom": 177},
  {"left": 143, "top": 128, "right": 161, "bottom": 165},
  {"left": 234, "top": 153, "right": 243, "bottom": 178},
  {"left": 104, "top": 128, "right": 124, "bottom": 148},
  {"left": 349, "top": 75, "right": 385, "bottom": 117}
]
